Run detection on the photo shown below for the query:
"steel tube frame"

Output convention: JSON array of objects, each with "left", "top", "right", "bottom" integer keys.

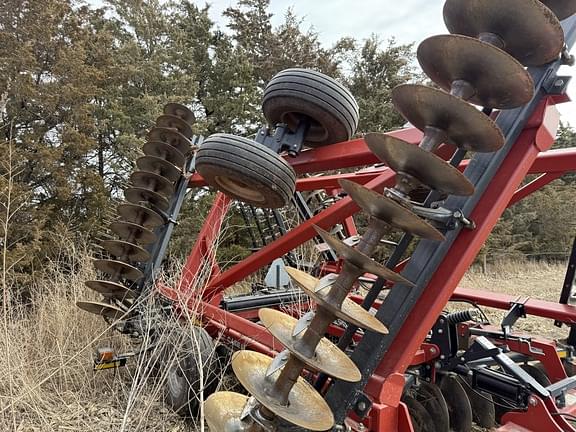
[{"left": 170, "top": 17, "right": 576, "bottom": 432}]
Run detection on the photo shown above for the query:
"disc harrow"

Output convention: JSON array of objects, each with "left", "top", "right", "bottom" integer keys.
[
  {"left": 74, "top": 1, "right": 576, "bottom": 431},
  {"left": 201, "top": 1, "right": 575, "bottom": 431},
  {"left": 77, "top": 103, "right": 196, "bottom": 321}
]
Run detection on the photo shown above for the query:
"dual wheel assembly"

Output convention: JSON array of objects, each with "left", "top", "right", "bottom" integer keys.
[{"left": 200, "top": 0, "right": 574, "bottom": 431}]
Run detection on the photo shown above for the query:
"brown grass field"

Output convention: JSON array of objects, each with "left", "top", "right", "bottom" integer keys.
[{"left": 0, "top": 253, "right": 570, "bottom": 431}]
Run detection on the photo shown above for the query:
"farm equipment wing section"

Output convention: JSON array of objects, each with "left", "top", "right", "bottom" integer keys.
[{"left": 76, "top": 1, "right": 576, "bottom": 431}]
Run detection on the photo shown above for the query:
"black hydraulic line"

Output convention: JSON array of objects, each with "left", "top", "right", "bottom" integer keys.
[
  {"left": 221, "top": 290, "right": 304, "bottom": 311},
  {"left": 557, "top": 236, "right": 576, "bottom": 309},
  {"left": 239, "top": 204, "right": 260, "bottom": 251},
  {"left": 325, "top": 16, "right": 576, "bottom": 424}
]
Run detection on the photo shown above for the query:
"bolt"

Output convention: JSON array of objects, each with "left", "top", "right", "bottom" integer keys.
[
  {"left": 357, "top": 401, "right": 367, "bottom": 412},
  {"left": 440, "top": 355, "right": 445, "bottom": 360},
  {"left": 429, "top": 347, "right": 437, "bottom": 355},
  {"left": 438, "top": 328, "right": 444, "bottom": 334},
  {"left": 528, "top": 397, "right": 537, "bottom": 407},
  {"left": 555, "top": 79, "right": 565, "bottom": 87}
]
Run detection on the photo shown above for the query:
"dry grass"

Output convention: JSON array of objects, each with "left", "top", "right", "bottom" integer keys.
[
  {"left": 461, "top": 259, "right": 569, "bottom": 340},
  {"left": 0, "top": 223, "right": 571, "bottom": 432},
  {"left": 0, "top": 242, "right": 197, "bottom": 431}
]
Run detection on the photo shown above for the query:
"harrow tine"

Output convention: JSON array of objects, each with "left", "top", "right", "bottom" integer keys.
[{"left": 443, "top": 0, "right": 564, "bottom": 66}]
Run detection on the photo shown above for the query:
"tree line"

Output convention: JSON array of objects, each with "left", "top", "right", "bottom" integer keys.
[{"left": 0, "top": 0, "right": 574, "bottom": 294}]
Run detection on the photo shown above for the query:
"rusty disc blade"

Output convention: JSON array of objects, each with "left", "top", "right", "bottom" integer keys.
[
  {"left": 85, "top": 280, "right": 137, "bottom": 299},
  {"left": 339, "top": 179, "right": 444, "bottom": 241},
  {"left": 117, "top": 203, "right": 164, "bottom": 228},
  {"left": 365, "top": 133, "right": 475, "bottom": 196},
  {"left": 439, "top": 375, "right": 473, "bottom": 432},
  {"left": 417, "top": 35, "right": 534, "bottom": 109},
  {"left": 101, "top": 239, "right": 151, "bottom": 262},
  {"left": 402, "top": 394, "right": 436, "bottom": 432},
  {"left": 457, "top": 376, "right": 495, "bottom": 429},
  {"left": 231, "top": 350, "right": 334, "bottom": 431},
  {"left": 204, "top": 392, "right": 249, "bottom": 432},
  {"left": 76, "top": 300, "right": 130, "bottom": 320},
  {"left": 285, "top": 267, "right": 388, "bottom": 334},
  {"left": 315, "top": 226, "right": 414, "bottom": 286},
  {"left": 443, "top": 0, "right": 564, "bottom": 66},
  {"left": 124, "top": 187, "right": 170, "bottom": 211},
  {"left": 163, "top": 103, "right": 196, "bottom": 125},
  {"left": 109, "top": 221, "right": 157, "bottom": 245},
  {"left": 93, "top": 259, "right": 143, "bottom": 282},
  {"left": 155, "top": 114, "right": 193, "bottom": 139},
  {"left": 415, "top": 381, "right": 450, "bottom": 432},
  {"left": 391, "top": 84, "right": 504, "bottom": 152},
  {"left": 130, "top": 170, "right": 174, "bottom": 198},
  {"left": 259, "top": 308, "right": 361, "bottom": 382},
  {"left": 147, "top": 127, "right": 192, "bottom": 155},
  {"left": 540, "top": 0, "right": 576, "bottom": 20},
  {"left": 136, "top": 156, "right": 181, "bottom": 183},
  {"left": 143, "top": 141, "right": 186, "bottom": 168}
]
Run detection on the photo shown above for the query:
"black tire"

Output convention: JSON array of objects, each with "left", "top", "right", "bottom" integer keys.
[
  {"left": 195, "top": 133, "right": 296, "bottom": 209},
  {"left": 163, "top": 326, "right": 220, "bottom": 417},
  {"left": 262, "top": 68, "right": 359, "bottom": 147}
]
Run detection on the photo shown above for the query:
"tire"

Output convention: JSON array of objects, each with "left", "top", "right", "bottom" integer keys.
[
  {"left": 163, "top": 326, "right": 220, "bottom": 417},
  {"left": 262, "top": 68, "right": 359, "bottom": 147},
  {"left": 195, "top": 133, "right": 296, "bottom": 209}
]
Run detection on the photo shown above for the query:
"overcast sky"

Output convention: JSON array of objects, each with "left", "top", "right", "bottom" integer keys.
[{"left": 204, "top": 0, "right": 576, "bottom": 126}]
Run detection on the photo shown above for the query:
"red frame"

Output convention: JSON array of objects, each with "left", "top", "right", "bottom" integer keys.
[{"left": 172, "top": 96, "right": 576, "bottom": 431}]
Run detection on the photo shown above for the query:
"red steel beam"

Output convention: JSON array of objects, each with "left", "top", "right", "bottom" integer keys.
[
  {"left": 203, "top": 171, "right": 397, "bottom": 295},
  {"left": 373, "top": 99, "right": 560, "bottom": 380},
  {"left": 453, "top": 287, "right": 576, "bottom": 324}
]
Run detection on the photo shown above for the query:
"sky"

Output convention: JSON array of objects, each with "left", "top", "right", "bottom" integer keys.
[{"left": 204, "top": 0, "right": 576, "bottom": 126}]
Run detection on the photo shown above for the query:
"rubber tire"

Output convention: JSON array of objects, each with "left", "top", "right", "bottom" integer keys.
[
  {"left": 262, "top": 68, "right": 359, "bottom": 147},
  {"left": 163, "top": 326, "right": 219, "bottom": 417},
  {"left": 195, "top": 133, "right": 296, "bottom": 209}
]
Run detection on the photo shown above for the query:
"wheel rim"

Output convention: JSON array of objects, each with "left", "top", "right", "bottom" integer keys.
[
  {"left": 214, "top": 175, "right": 266, "bottom": 204},
  {"left": 167, "top": 363, "right": 187, "bottom": 397}
]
